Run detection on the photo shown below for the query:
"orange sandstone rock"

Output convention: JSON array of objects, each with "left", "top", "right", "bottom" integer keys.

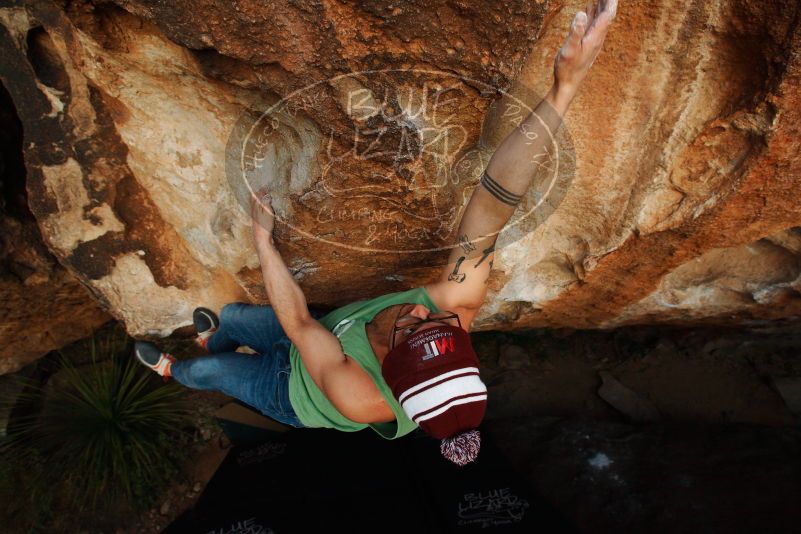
[{"left": 0, "top": 0, "right": 798, "bottom": 341}]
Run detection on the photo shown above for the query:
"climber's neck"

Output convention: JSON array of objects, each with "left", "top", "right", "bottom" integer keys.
[{"left": 365, "top": 303, "right": 406, "bottom": 365}]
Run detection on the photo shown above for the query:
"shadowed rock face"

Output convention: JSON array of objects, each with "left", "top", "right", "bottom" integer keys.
[
  {"left": 0, "top": 79, "right": 109, "bottom": 373},
  {"left": 0, "top": 0, "right": 800, "bottom": 339}
]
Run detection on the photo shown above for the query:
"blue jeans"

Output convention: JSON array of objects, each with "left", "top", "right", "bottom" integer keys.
[{"left": 171, "top": 303, "right": 323, "bottom": 428}]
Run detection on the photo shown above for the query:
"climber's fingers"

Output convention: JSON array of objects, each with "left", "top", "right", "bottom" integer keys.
[
  {"left": 249, "top": 186, "right": 274, "bottom": 215},
  {"left": 560, "top": 10, "right": 588, "bottom": 61},
  {"left": 554, "top": 1, "right": 617, "bottom": 91},
  {"left": 585, "top": 1, "right": 596, "bottom": 27},
  {"left": 582, "top": 0, "right": 617, "bottom": 50}
]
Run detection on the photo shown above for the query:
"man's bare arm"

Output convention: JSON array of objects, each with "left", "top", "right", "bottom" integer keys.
[
  {"left": 251, "top": 192, "right": 393, "bottom": 422},
  {"left": 251, "top": 190, "right": 346, "bottom": 382},
  {"left": 427, "top": 1, "right": 618, "bottom": 320},
  {"left": 427, "top": 87, "right": 570, "bottom": 311}
]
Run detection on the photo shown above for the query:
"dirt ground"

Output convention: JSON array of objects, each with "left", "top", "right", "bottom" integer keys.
[{"left": 123, "top": 388, "right": 231, "bottom": 534}]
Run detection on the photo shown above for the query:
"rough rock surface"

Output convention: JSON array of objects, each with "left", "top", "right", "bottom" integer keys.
[
  {"left": 0, "top": 82, "right": 109, "bottom": 374},
  {"left": 0, "top": 0, "right": 800, "bottom": 337},
  {"left": 0, "top": 211, "right": 110, "bottom": 373}
]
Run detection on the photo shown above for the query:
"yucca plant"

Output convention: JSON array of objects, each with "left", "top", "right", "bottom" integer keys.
[{"left": 0, "top": 328, "right": 194, "bottom": 529}]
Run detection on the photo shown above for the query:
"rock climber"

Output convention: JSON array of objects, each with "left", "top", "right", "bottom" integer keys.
[{"left": 135, "top": 1, "right": 617, "bottom": 465}]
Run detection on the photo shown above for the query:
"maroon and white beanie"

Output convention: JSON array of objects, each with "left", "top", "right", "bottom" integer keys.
[{"left": 381, "top": 324, "right": 487, "bottom": 466}]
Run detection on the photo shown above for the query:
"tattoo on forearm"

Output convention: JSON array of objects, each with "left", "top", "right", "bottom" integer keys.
[
  {"left": 474, "top": 244, "right": 495, "bottom": 268},
  {"left": 448, "top": 256, "right": 467, "bottom": 283},
  {"left": 480, "top": 171, "right": 523, "bottom": 206},
  {"left": 458, "top": 234, "right": 476, "bottom": 254}
]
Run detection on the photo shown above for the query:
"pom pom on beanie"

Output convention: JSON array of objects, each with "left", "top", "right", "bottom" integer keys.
[{"left": 440, "top": 429, "right": 481, "bottom": 466}]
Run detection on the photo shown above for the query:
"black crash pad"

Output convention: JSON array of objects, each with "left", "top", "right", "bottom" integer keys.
[{"left": 166, "top": 423, "right": 575, "bottom": 533}]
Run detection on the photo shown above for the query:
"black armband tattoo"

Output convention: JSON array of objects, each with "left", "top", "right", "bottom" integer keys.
[{"left": 480, "top": 171, "right": 523, "bottom": 206}]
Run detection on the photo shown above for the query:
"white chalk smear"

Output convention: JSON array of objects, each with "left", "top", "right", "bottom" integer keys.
[{"left": 588, "top": 452, "right": 613, "bottom": 470}]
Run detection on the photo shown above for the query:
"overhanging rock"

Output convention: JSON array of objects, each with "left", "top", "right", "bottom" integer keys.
[{"left": 0, "top": 1, "right": 800, "bottom": 337}]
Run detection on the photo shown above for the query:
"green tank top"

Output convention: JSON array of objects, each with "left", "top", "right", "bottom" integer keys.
[{"left": 288, "top": 286, "right": 441, "bottom": 439}]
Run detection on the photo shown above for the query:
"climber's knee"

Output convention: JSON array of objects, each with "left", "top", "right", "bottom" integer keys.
[{"left": 220, "top": 302, "right": 247, "bottom": 324}]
